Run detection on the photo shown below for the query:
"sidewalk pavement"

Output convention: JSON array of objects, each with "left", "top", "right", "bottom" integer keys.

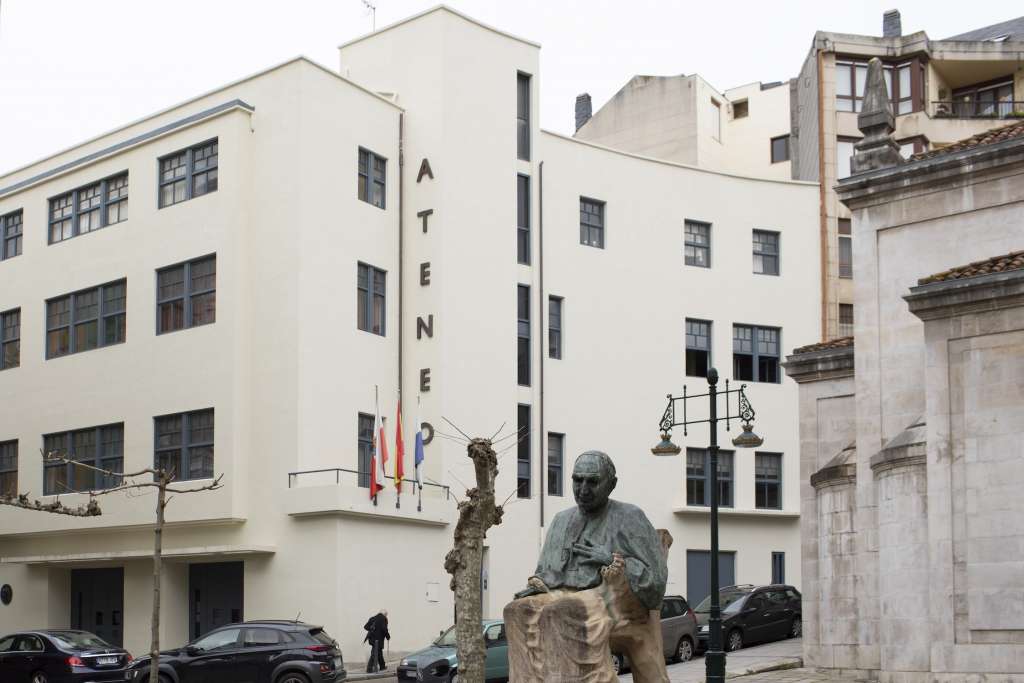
[
  {"left": 345, "top": 652, "right": 411, "bottom": 682},
  {"left": 620, "top": 638, "right": 803, "bottom": 683}
]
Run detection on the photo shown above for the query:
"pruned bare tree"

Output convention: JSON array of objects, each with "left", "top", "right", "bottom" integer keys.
[
  {"left": 444, "top": 437, "right": 504, "bottom": 683},
  {"left": 1, "top": 452, "right": 222, "bottom": 683}
]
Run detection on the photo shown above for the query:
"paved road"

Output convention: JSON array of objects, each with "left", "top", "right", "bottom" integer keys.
[{"left": 360, "top": 638, "right": 803, "bottom": 683}]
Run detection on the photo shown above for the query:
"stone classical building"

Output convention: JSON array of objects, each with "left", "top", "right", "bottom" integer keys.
[{"left": 785, "top": 61, "right": 1024, "bottom": 681}]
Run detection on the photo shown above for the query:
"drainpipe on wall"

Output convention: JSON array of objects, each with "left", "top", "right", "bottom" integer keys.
[
  {"left": 816, "top": 50, "right": 829, "bottom": 342},
  {"left": 538, "top": 161, "right": 546, "bottom": 530}
]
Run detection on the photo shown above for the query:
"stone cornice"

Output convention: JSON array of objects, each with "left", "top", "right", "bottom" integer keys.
[
  {"left": 810, "top": 463, "right": 857, "bottom": 490},
  {"left": 783, "top": 345, "right": 855, "bottom": 383},
  {"left": 905, "top": 269, "right": 1024, "bottom": 321},
  {"left": 870, "top": 442, "right": 927, "bottom": 475}
]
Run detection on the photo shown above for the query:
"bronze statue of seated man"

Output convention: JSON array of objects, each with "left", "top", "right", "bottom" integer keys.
[{"left": 504, "top": 451, "right": 669, "bottom": 683}]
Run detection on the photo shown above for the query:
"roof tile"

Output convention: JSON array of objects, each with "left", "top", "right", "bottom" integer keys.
[
  {"left": 791, "top": 336, "right": 854, "bottom": 355},
  {"left": 918, "top": 250, "right": 1024, "bottom": 285},
  {"left": 911, "top": 120, "right": 1024, "bottom": 161}
]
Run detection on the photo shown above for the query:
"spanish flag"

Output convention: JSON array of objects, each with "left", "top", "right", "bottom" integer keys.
[{"left": 394, "top": 397, "right": 405, "bottom": 493}]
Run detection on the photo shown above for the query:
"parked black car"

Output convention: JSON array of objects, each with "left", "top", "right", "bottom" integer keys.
[
  {"left": 127, "top": 620, "right": 345, "bottom": 683},
  {"left": 0, "top": 629, "right": 132, "bottom": 683},
  {"left": 694, "top": 584, "right": 801, "bottom": 652}
]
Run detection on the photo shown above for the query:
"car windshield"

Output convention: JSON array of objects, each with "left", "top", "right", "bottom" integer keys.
[
  {"left": 434, "top": 626, "right": 458, "bottom": 647},
  {"left": 49, "top": 632, "right": 112, "bottom": 650},
  {"left": 694, "top": 589, "right": 749, "bottom": 614}
]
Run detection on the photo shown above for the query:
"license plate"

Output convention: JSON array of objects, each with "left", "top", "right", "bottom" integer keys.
[{"left": 98, "top": 656, "right": 119, "bottom": 665}]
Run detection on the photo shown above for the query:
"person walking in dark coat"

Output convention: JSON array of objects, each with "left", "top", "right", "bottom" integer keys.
[{"left": 363, "top": 609, "right": 390, "bottom": 672}]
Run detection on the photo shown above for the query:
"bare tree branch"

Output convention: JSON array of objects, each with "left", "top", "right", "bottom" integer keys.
[{"left": 0, "top": 493, "right": 100, "bottom": 516}]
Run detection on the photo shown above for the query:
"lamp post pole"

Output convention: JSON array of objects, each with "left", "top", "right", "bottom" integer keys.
[
  {"left": 706, "top": 369, "right": 725, "bottom": 683},
  {"left": 651, "top": 366, "right": 763, "bottom": 683}
]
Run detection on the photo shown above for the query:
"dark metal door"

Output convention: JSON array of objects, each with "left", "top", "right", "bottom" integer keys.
[
  {"left": 70, "top": 568, "right": 124, "bottom": 645},
  {"left": 685, "top": 550, "right": 736, "bottom": 607},
  {"left": 189, "top": 562, "right": 244, "bottom": 640}
]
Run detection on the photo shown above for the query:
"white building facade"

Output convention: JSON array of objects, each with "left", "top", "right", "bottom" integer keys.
[{"left": 0, "top": 7, "right": 820, "bottom": 659}]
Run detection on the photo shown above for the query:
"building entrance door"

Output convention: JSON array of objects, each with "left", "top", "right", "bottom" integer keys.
[
  {"left": 70, "top": 567, "right": 124, "bottom": 646},
  {"left": 686, "top": 550, "right": 736, "bottom": 607},
  {"left": 189, "top": 562, "right": 244, "bottom": 640}
]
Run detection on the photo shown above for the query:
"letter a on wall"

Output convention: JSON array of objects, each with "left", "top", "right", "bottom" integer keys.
[{"left": 417, "top": 158, "right": 434, "bottom": 183}]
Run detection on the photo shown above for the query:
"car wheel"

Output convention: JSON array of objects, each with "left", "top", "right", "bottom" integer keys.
[
  {"left": 789, "top": 616, "right": 802, "bottom": 638},
  {"left": 674, "top": 636, "right": 694, "bottom": 663},
  {"left": 726, "top": 629, "right": 743, "bottom": 652},
  {"left": 276, "top": 673, "right": 310, "bottom": 683},
  {"left": 31, "top": 673, "right": 48, "bottom": 683}
]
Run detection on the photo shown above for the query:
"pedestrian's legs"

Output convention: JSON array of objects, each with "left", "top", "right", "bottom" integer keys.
[
  {"left": 366, "top": 640, "right": 380, "bottom": 673},
  {"left": 376, "top": 639, "right": 386, "bottom": 670}
]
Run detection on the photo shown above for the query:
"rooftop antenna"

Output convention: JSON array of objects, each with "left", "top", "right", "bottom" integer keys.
[{"left": 361, "top": 0, "right": 377, "bottom": 31}]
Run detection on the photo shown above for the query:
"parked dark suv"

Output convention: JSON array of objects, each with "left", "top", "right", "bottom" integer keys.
[
  {"left": 694, "top": 584, "right": 801, "bottom": 652},
  {"left": 0, "top": 629, "right": 132, "bottom": 683},
  {"left": 127, "top": 620, "right": 345, "bottom": 683}
]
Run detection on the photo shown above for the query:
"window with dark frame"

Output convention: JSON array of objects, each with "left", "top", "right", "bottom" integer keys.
[
  {"left": 772, "top": 552, "right": 785, "bottom": 584},
  {"left": 686, "top": 448, "right": 734, "bottom": 507},
  {"left": 755, "top": 452, "right": 782, "bottom": 509},
  {"left": 357, "top": 263, "right": 386, "bottom": 336},
  {"left": 770, "top": 135, "right": 790, "bottom": 163},
  {"left": 753, "top": 230, "right": 780, "bottom": 275},
  {"left": 836, "top": 59, "right": 919, "bottom": 114},
  {"left": 43, "top": 423, "right": 124, "bottom": 494},
  {"left": 838, "top": 219, "right": 853, "bottom": 278},
  {"left": 839, "top": 304, "right": 854, "bottom": 337},
  {"left": 157, "top": 255, "right": 216, "bottom": 334},
  {"left": 548, "top": 432, "right": 564, "bottom": 496},
  {"left": 0, "top": 441, "right": 16, "bottom": 498},
  {"left": 548, "top": 296, "right": 562, "bottom": 360},
  {"left": 685, "top": 220, "right": 710, "bottom": 267},
  {"left": 2, "top": 210, "right": 22, "bottom": 260},
  {"left": 579, "top": 198, "right": 604, "bottom": 248},
  {"left": 517, "top": 285, "right": 531, "bottom": 385},
  {"left": 358, "top": 148, "right": 386, "bottom": 209},
  {"left": 159, "top": 139, "right": 217, "bottom": 208},
  {"left": 357, "top": 413, "right": 374, "bottom": 488},
  {"left": 517, "top": 404, "right": 531, "bottom": 498},
  {"left": 951, "top": 80, "right": 1015, "bottom": 118},
  {"left": 686, "top": 318, "right": 711, "bottom": 378},
  {"left": 154, "top": 408, "right": 214, "bottom": 482},
  {"left": 733, "top": 324, "right": 781, "bottom": 383},
  {"left": 46, "top": 280, "right": 126, "bottom": 359},
  {"left": 517, "top": 175, "right": 530, "bottom": 264},
  {"left": 48, "top": 172, "right": 128, "bottom": 244},
  {"left": 517, "top": 72, "right": 531, "bottom": 161},
  {"left": 1, "top": 309, "right": 19, "bottom": 370}
]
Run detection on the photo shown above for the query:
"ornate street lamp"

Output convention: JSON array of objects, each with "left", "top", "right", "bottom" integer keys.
[{"left": 652, "top": 367, "right": 763, "bottom": 683}]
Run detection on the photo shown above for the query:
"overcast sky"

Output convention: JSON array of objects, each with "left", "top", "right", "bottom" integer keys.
[{"left": 0, "top": 0, "right": 1020, "bottom": 175}]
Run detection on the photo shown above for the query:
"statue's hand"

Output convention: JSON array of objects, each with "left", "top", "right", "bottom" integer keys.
[
  {"left": 572, "top": 541, "right": 614, "bottom": 567},
  {"left": 600, "top": 553, "right": 627, "bottom": 583},
  {"left": 514, "top": 576, "right": 549, "bottom": 600}
]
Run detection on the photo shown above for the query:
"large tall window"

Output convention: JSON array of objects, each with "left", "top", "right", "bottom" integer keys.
[
  {"left": 838, "top": 219, "right": 853, "bottom": 278},
  {"left": 752, "top": 230, "right": 780, "bottom": 276},
  {"left": 517, "top": 175, "right": 530, "bottom": 264},
  {"left": 0, "top": 441, "right": 16, "bottom": 498},
  {"left": 755, "top": 453, "right": 782, "bottom": 509},
  {"left": 159, "top": 140, "right": 217, "bottom": 208},
  {"left": 733, "top": 324, "right": 781, "bottom": 383},
  {"left": 2, "top": 210, "right": 22, "bottom": 260},
  {"left": 358, "top": 148, "right": 386, "bottom": 209},
  {"left": 517, "top": 404, "right": 531, "bottom": 498},
  {"left": 686, "top": 319, "right": 711, "bottom": 378},
  {"left": 157, "top": 255, "right": 216, "bottom": 334},
  {"left": 839, "top": 304, "right": 854, "bottom": 337},
  {"left": 1, "top": 309, "right": 19, "bottom": 370},
  {"left": 517, "top": 72, "right": 531, "bottom": 161},
  {"left": 686, "top": 448, "right": 733, "bottom": 507},
  {"left": 772, "top": 552, "right": 786, "bottom": 584},
  {"left": 357, "top": 263, "right": 386, "bottom": 336},
  {"left": 48, "top": 172, "right": 129, "bottom": 243},
  {"left": 548, "top": 296, "right": 563, "bottom": 360},
  {"left": 708, "top": 99, "right": 721, "bottom": 141},
  {"left": 836, "top": 59, "right": 919, "bottom": 114},
  {"left": 357, "top": 413, "right": 374, "bottom": 488},
  {"left": 579, "top": 198, "right": 605, "bottom": 249},
  {"left": 46, "top": 280, "right": 127, "bottom": 359},
  {"left": 154, "top": 408, "right": 214, "bottom": 482},
  {"left": 548, "top": 432, "right": 564, "bottom": 496},
  {"left": 517, "top": 285, "right": 530, "bottom": 386},
  {"left": 43, "top": 423, "right": 124, "bottom": 494},
  {"left": 685, "top": 220, "right": 711, "bottom": 267}
]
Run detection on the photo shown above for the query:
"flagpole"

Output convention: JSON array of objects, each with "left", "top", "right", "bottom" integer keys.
[{"left": 373, "top": 385, "right": 379, "bottom": 507}]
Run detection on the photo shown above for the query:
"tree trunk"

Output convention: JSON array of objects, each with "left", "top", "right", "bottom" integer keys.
[
  {"left": 149, "top": 481, "right": 166, "bottom": 683},
  {"left": 444, "top": 439, "right": 503, "bottom": 683}
]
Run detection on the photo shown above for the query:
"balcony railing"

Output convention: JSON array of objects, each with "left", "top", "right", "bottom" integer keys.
[
  {"left": 930, "top": 101, "right": 1024, "bottom": 120},
  {"left": 287, "top": 466, "right": 450, "bottom": 499}
]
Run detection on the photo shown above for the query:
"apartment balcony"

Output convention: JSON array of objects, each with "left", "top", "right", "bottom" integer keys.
[{"left": 930, "top": 100, "right": 1024, "bottom": 120}]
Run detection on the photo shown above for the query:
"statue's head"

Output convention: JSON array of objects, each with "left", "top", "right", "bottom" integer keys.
[{"left": 572, "top": 450, "right": 617, "bottom": 514}]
